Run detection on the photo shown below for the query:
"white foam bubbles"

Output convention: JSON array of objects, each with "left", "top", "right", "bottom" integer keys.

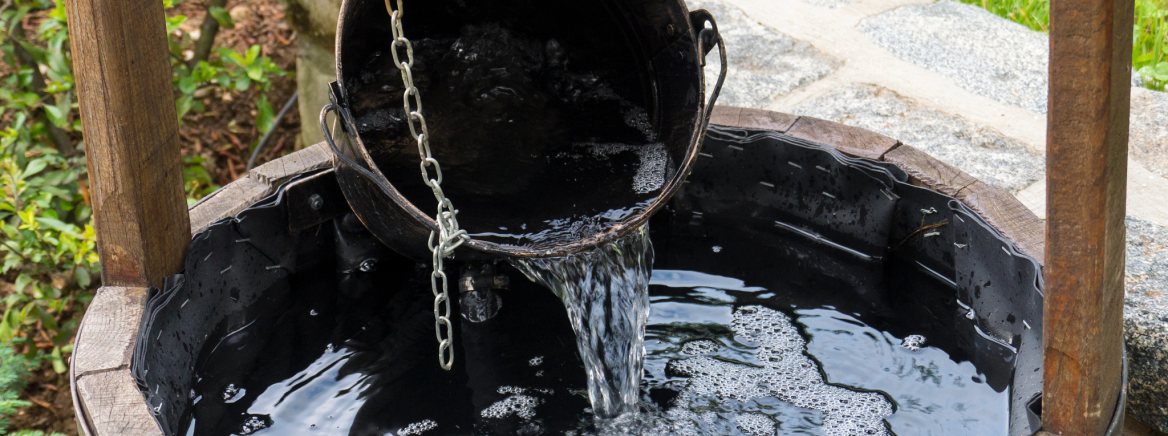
[
  {"left": 481, "top": 394, "right": 541, "bottom": 420},
  {"left": 666, "top": 305, "right": 893, "bottom": 436},
  {"left": 583, "top": 143, "right": 669, "bottom": 194},
  {"left": 398, "top": 419, "right": 437, "bottom": 435},
  {"left": 680, "top": 339, "right": 720, "bottom": 355},
  {"left": 901, "top": 335, "right": 927, "bottom": 352},
  {"left": 734, "top": 413, "right": 777, "bottom": 436}
]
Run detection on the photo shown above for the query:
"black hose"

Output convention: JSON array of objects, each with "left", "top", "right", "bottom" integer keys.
[{"left": 247, "top": 90, "right": 299, "bottom": 171}]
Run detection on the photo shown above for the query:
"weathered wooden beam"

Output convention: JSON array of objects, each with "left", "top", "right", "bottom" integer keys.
[
  {"left": 1042, "top": 0, "right": 1134, "bottom": 429},
  {"left": 63, "top": 0, "right": 191, "bottom": 288}
]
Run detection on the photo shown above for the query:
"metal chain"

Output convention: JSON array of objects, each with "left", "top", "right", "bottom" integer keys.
[{"left": 385, "top": 0, "right": 469, "bottom": 371}]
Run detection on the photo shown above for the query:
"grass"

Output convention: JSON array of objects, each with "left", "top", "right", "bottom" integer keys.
[{"left": 955, "top": 0, "right": 1168, "bottom": 91}]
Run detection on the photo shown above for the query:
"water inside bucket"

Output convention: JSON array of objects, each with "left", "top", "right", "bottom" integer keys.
[
  {"left": 181, "top": 209, "right": 1009, "bottom": 436},
  {"left": 346, "top": 21, "right": 680, "bottom": 249}
]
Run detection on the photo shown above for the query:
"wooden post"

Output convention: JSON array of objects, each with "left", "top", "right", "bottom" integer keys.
[
  {"left": 1042, "top": 0, "right": 1133, "bottom": 430},
  {"left": 63, "top": 0, "right": 190, "bottom": 288}
]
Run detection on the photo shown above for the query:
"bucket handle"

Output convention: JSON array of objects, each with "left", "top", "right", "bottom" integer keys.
[
  {"left": 320, "top": 88, "right": 386, "bottom": 189},
  {"left": 691, "top": 9, "right": 728, "bottom": 134}
]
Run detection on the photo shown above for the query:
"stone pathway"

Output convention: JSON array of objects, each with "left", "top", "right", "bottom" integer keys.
[{"left": 695, "top": 0, "right": 1168, "bottom": 431}]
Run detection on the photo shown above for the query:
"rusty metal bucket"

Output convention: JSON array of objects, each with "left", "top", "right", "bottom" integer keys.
[{"left": 321, "top": 0, "right": 726, "bottom": 260}]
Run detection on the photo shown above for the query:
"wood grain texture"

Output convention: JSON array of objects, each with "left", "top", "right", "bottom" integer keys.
[
  {"left": 189, "top": 142, "right": 331, "bottom": 233},
  {"left": 76, "top": 369, "right": 164, "bottom": 436},
  {"left": 709, "top": 106, "right": 799, "bottom": 132},
  {"left": 63, "top": 0, "right": 190, "bottom": 288},
  {"left": 784, "top": 115, "right": 900, "bottom": 160},
  {"left": 883, "top": 145, "right": 1045, "bottom": 264},
  {"left": 882, "top": 144, "right": 979, "bottom": 198},
  {"left": 1044, "top": 0, "right": 1133, "bottom": 429},
  {"left": 960, "top": 181, "right": 1047, "bottom": 265},
  {"left": 73, "top": 287, "right": 148, "bottom": 377}
]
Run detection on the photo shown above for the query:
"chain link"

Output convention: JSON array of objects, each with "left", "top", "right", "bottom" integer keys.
[{"left": 385, "top": 0, "right": 469, "bottom": 371}]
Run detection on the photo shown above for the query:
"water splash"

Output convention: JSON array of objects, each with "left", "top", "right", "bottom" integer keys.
[{"left": 510, "top": 225, "right": 654, "bottom": 418}]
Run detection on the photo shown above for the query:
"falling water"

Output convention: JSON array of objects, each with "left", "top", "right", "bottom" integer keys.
[{"left": 509, "top": 225, "right": 654, "bottom": 418}]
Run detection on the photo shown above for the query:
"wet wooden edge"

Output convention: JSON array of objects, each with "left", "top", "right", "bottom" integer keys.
[{"left": 72, "top": 143, "right": 332, "bottom": 436}]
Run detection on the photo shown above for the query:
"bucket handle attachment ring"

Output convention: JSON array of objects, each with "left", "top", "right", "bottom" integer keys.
[
  {"left": 690, "top": 9, "right": 728, "bottom": 135},
  {"left": 320, "top": 88, "right": 389, "bottom": 194}
]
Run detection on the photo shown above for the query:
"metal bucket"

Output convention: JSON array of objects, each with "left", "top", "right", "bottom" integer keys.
[{"left": 321, "top": 0, "right": 726, "bottom": 260}]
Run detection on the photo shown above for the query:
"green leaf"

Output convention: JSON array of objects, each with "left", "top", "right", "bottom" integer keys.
[
  {"left": 50, "top": 346, "right": 66, "bottom": 374},
  {"left": 255, "top": 94, "right": 275, "bottom": 135},
  {"left": 20, "top": 159, "right": 48, "bottom": 180},
  {"left": 208, "top": 6, "right": 236, "bottom": 29},
  {"left": 176, "top": 94, "right": 195, "bottom": 122},
  {"left": 44, "top": 92, "right": 72, "bottom": 129},
  {"left": 246, "top": 63, "right": 264, "bottom": 81},
  {"left": 178, "top": 76, "right": 198, "bottom": 95},
  {"left": 245, "top": 45, "right": 261, "bottom": 65},
  {"left": 36, "top": 217, "right": 81, "bottom": 237},
  {"left": 13, "top": 274, "right": 32, "bottom": 295},
  {"left": 74, "top": 266, "right": 91, "bottom": 288},
  {"left": 234, "top": 75, "right": 251, "bottom": 92},
  {"left": 1138, "top": 63, "right": 1168, "bottom": 80}
]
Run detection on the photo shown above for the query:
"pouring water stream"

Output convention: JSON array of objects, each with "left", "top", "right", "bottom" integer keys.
[{"left": 510, "top": 225, "right": 654, "bottom": 418}]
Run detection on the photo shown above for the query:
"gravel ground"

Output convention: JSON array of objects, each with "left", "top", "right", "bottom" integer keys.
[
  {"left": 859, "top": 1, "right": 1049, "bottom": 114},
  {"left": 790, "top": 83, "right": 1044, "bottom": 193},
  {"left": 691, "top": 0, "right": 841, "bottom": 109}
]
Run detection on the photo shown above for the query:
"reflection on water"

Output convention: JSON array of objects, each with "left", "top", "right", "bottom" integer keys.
[{"left": 186, "top": 229, "right": 1009, "bottom": 436}]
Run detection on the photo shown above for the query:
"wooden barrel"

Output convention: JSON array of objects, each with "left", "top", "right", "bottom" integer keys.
[{"left": 68, "top": 107, "right": 1071, "bottom": 436}]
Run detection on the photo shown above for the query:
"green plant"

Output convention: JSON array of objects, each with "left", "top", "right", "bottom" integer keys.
[
  {"left": 0, "top": 1, "right": 93, "bottom": 374},
  {"left": 0, "top": 0, "right": 287, "bottom": 377},
  {"left": 1134, "top": 0, "right": 1168, "bottom": 89},
  {"left": 169, "top": 3, "right": 288, "bottom": 135},
  {"left": 0, "top": 345, "right": 33, "bottom": 434},
  {"left": 954, "top": 0, "right": 1168, "bottom": 91}
]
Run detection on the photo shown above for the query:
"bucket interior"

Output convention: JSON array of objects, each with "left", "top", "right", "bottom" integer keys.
[
  {"left": 135, "top": 126, "right": 1047, "bottom": 436},
  {"left": 336, "top": 0, "right": 704, "bottom": 248}
]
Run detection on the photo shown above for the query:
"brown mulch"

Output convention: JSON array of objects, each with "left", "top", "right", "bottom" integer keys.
[
  {"left": 7, "top": 360, "right": 79, "bottom": 436},
  {"left": 170, "top": 0, "right": 302, "bottom": 187}
]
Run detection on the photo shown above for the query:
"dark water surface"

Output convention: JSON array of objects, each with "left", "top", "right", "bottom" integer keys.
[
  {"left": 185, "top": 216, "right": 1008, "bottom": 436},
  {"left": 347, "top": 20, "right": 676, "bottom": 249}
]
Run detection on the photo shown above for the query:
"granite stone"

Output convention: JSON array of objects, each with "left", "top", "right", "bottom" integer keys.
[
  {"left": 790, "top": 83, "right": 1043, "bottom": 193},
  {"left": 859, "top": 1, "right": 1049, "bottom": 113},
  {"left": 690, "top": 0, "right": 841, "bottom": 109},
  {"left": 1124, "top": 217, "right": 1168, "bottom": 433}
]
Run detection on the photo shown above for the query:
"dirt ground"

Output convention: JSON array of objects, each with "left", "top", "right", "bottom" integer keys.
[{"left": 170, "top": 0, "right": 303, "bottom": 187}]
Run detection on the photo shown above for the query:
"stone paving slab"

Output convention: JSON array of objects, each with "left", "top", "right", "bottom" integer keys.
[
  {"left": 1125, "top": 217, "right": 1168, "bottom": 432},
  {"left": 691, "top": 0, "right": 841, "bottom": 109},
  {"left": 1131, "top": 87, "right": 1168, "bottom": 180},
  {"left": 790, "top": 83, "right": 1044, "bottom": 193},
  {"left": 858, "top": 0, "right": 1049, "bottom": 114}
]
